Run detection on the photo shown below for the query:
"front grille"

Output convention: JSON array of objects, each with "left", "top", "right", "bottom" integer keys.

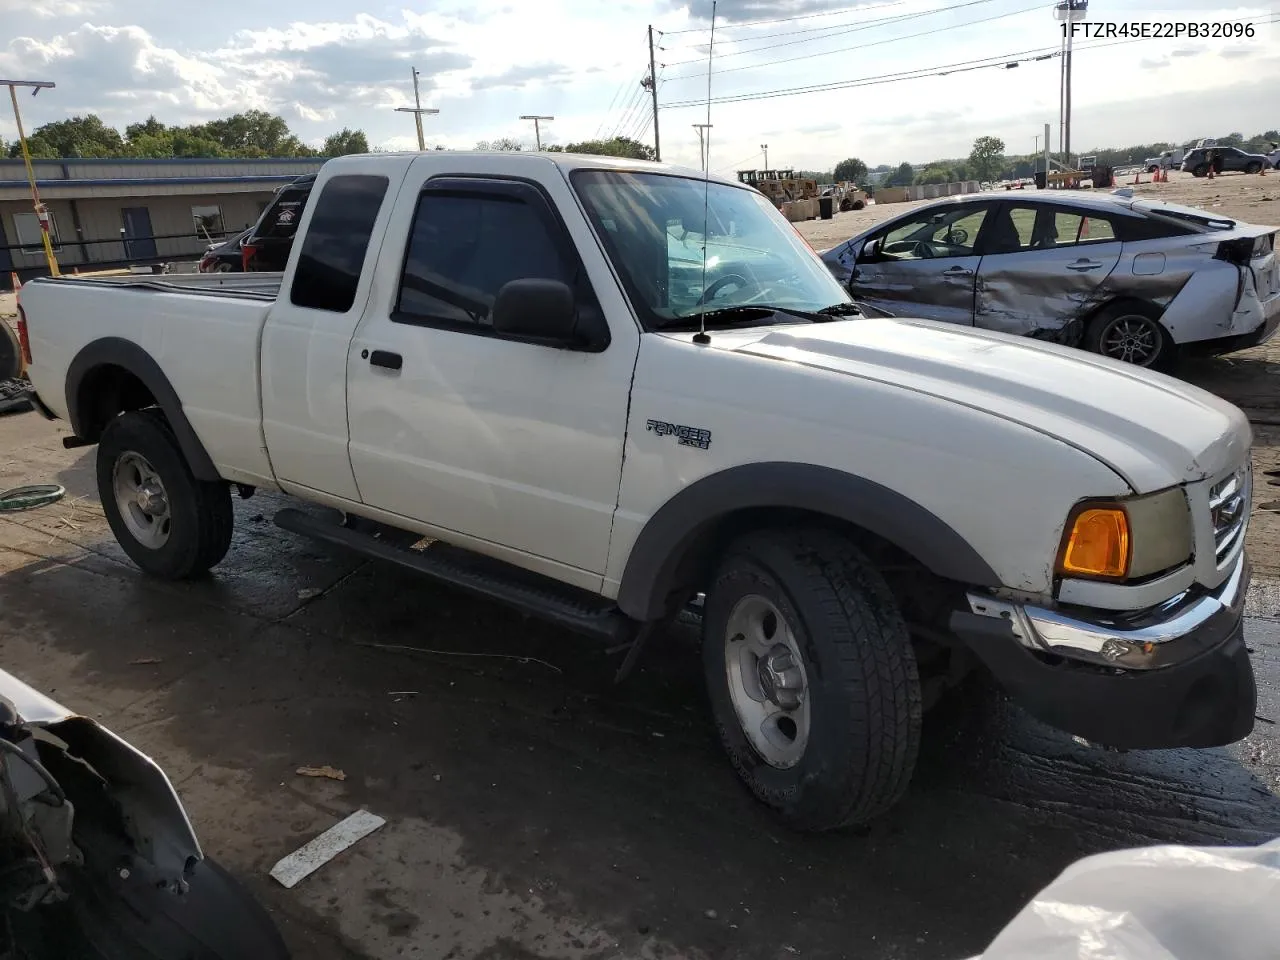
[{"left": 1209, "top": 463, "right": 1251, "bottom": 562}]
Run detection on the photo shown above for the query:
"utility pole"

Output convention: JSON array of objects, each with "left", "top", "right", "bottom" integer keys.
[
  {"left": 520, "top": 115, "right": 554, "bottom": 150},
  {"left": 394, "top": 67, "right": 438, "bottom": 150},
  {"left": 761, "top": 143, "right": 769, "bottom": 170},
  {"left": 1063, "top": 27, "right": 1073, "bottom": 165},
  {"left": 1054, "top": 0, "right": 1086, "bottom": 166},
  {"left": 645, "top": 25, "right": 661, "bottom": 161},
  {"left": 2, "top": 78, "right": 59, "bottom": 277},
  {"left": 692, "top": 124, "right": 712, "bottom": 171}
]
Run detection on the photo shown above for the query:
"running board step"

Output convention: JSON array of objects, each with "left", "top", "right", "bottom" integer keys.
[{"left": 274, "top": 508, "right": 633, "bottom": 643}]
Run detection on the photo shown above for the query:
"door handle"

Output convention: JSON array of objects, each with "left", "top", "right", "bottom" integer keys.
[
  {"left": 368, "top": 350, "right": 403, "bottom": 371},
  {"left": 943, "top": 266, "right": 973, "bottom": 277},
  {"left": 1066, "top": 259, "right": 1103, "bottom": 271}
]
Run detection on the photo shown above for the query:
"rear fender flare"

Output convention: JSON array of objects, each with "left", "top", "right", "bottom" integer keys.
[
  {"left": 65, "top": 337, "right": 220, "bottom": 482},
  {"left": 615, "top": 462, "right": 1001, "bottom": 621}
]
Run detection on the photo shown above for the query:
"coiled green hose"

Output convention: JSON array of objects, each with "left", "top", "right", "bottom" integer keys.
[{"left": 0, "top": 485, "right": 66, "bottom": 512}]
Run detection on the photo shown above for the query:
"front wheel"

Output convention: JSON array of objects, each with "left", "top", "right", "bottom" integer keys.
[
  {"left": 1246, "top": 161, "right": 1264, "bottom": 175},
  {"left": 702, "top": 529, "right": 922, "bottom": 831},
  {"left": 97, "top": 410, "right": 233, "bottom": 579},
  {"left": 1192, "top": 164, "right": 1209, "bottom": 177},
  {"left": 1084, "top": 302, "right": 1174, "bottom": 370}
]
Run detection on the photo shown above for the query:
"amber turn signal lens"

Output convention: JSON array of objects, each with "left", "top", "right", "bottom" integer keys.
[{"left": 1060, "top": 508, "right": 1130, "bottom": 578}]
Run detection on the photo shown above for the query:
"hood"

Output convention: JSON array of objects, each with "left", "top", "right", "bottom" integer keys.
[{"left": 691, "top": 317, "right": 1252, "bottom": 492}]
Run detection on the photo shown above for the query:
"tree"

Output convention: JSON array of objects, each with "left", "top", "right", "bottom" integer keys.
[
  {"left": 833, "top": 157, "right": 868, "bottom": 183},
  {"left": 12, "top": 115, "right": 124, "bottom": 158},
  {"left": 192, "top": 111, "right": 315, "bottom": 157},
  {"left": 880, "top": 161, "right": 916, "bottom": 188},
  {"left": 323, "top": 128, "right": 369, "bottom": 156},
  {"left": 914, "top": 165, "right": 952, "bottom": 185},
  {"left": 475, "top": 137, "right": 524, "bottom": 151},
  {"left": 967, "top": 135, "right": 1005, "bottom": 182},
  {"left": 552, "top": 136, "right": 655, "bottom": 161}
]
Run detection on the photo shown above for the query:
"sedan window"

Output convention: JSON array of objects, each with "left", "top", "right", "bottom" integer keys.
[
  {"left": 877, "top": 205, "right": 989, "bottom": 260},
  {"left": 989, "top": 204, "right": 1120, "bottom": 253}
]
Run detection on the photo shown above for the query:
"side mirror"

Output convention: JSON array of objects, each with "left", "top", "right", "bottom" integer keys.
[
  {"left": 859, "top": 238, "right": 881, "bottom": 261},
  {"left": 492, "top": 279, "right": 579, "bottom": 343}
]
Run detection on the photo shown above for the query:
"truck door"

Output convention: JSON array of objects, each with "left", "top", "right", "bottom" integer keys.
[
  {"left": 261, "top": 164, "right": 410, "bottom": 501},
  {"left": 973, "top": 201, "right": 1123, "bottom": 339},
  {"left": 344, "top": 155, "right": 641, "bottom": 589}
]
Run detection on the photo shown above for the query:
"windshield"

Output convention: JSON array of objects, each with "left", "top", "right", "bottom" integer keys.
[{"left": 571, "top": 170, "right": 850, "bottom": 328}]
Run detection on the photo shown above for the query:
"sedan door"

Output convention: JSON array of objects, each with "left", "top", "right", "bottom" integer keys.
[
  {"left": 973, "top": 201, "right": 1122, "bottom": 340},
  {"left": 849, "top": 202, "right": 996, "bottom": 324}
]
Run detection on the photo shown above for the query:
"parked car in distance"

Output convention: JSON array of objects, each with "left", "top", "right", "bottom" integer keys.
[
  {"left": 197, "top": 227, "right": 252, "bottom": 273},
  {"left": 1181, "top": 146, "right": 1270, "bottom": 177},
  {"left": 1145, "top": 149, "right": 1184, "bottom": 172},
  {"left": 242, "top": 174, "right": 315, "bottom": 272},
  {"left": 17, "top": 152, "right": 1261, "bottom": 832},
  {"left": 821, "top": 191, "right": 1280, "bottom": 368}
]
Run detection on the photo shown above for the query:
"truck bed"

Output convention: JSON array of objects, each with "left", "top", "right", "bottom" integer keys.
[{"left": 55, "top": 272, "right": 284, "bottom": 301}]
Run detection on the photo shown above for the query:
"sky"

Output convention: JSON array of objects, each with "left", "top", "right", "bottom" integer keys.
[{"left": 1, "top": 0, "right": 1277, "bottom": 172}]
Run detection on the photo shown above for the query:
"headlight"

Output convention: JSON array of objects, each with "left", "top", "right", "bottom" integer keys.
[{"left": 1057, "top": 487, "right": 1192, "bottom": 582}]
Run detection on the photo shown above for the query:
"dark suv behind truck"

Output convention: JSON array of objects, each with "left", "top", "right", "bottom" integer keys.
[{"left": 243, "top": 174, "right": 316, "bottom": 272}]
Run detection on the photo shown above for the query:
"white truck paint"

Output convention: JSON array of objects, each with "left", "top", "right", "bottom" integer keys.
[{"left": 16, "top": 152, "right": 1259, "bottom": 830}]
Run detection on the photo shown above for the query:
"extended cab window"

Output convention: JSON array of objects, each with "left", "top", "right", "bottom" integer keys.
[
  {"left": 289, "top": 174, "right": 389, "bottom": 313},
  {"left": 395, "top": 192, "right": 572, "bottom": 328}
]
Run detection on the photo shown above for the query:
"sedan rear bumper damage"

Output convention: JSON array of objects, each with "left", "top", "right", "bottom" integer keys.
[{"left": 951, "top": 553, "right": 1256, "bottom": 749}]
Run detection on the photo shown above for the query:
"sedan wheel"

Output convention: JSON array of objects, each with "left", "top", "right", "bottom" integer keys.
[
  {"left": 214, "top": 262, "right": 235, "bottom": 273},
  {"left": 1091, "top": 311, "right": 1168, "bottom": 368}
]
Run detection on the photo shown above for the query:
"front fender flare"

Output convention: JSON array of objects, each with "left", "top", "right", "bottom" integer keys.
[
  {"left": 65, "top": 337, "right": 220, "bottom": 482},
  {"left": 616, "top": 462, "right": 1001, "bottom": 621}
]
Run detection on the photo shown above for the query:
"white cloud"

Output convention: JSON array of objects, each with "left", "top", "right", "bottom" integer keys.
[{"left": 0, "top": 0, "right": 1275, "bottom": 167}]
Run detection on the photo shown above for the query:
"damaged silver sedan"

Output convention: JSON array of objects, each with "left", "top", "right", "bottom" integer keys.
[{"left": 820, "top": 191, "right": 1280, "bottom": 368}]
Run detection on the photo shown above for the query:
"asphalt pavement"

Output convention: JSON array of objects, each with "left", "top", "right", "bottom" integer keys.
[{"left": 0, "top": 409, "right": 1277, "bottom": 960}]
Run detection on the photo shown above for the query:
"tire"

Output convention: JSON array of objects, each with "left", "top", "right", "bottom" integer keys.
[
  {"left": 213, "top": 262, "right": 235, "bottom": 273},
  {"left": 1192, "top": 164, "right": 1209, "bottom": 178},
  {"left": 1147, "top": 165, "right": 1158, "bottom": 174},
  {"left": 96, "top": 409, "right": 233, "bottom": 580},
  {"left": 1246, "top": 161, "right": 1263, "bottom": 175},
  {"left": 1084, "top": 301, "right": 1175, "bottom": 371},
  {"left": 702, "top": 528, "right": 922, "bottom": 831},
  {"left": 850, "top": 198, "right": 865, "bottom": 211}
]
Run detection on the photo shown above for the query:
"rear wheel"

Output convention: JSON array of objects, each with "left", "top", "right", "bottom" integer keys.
[
  {"left": 1246, "top": 161, "right": 1264, "bottom": 175},
  {"left": 97, "top": 410, "right": 233, "bottom": 579},
  {"left": 213, "top": 261, "right": 235, "bottom": 273},
  {"left": 1084, "top": 302, "right": 1174, "bottom": 370},
  {"left": 1192, "top": 163, "right": 1209, "bottom": 177},
  {"left": 702, "top": 529, "right": 922, "bottom": 831}
]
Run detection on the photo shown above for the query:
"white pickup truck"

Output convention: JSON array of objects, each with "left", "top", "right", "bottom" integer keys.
[{"left": 16, "top": 152, "right": 1257, "bottom": 831}]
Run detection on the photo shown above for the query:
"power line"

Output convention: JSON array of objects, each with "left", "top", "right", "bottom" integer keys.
[
  {"left": 661, "top": 0, "right": 1000, "bottom": 62},
  {"left": 664, "top": 2, "right": 1043, "bottom": 80},
  {"left": 593, "top": 71, "right": 635, "bottom": 139},
  {"left": 660, "top": 19, "right": 1276, "bottom": 110},
  {"left": 608, "top": 77, "right": 648, "bottom": 140},
  {"left": 713, "top": 149, "right": 767, "bottom": 174},
  {"left": 658, "top": 0, "right": 909, "bottom": 48},
  {"left": 659, "top": 0, "right": 907, "bottom": 36}
]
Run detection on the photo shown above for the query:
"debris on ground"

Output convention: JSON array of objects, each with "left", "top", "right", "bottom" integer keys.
[
  {"left": 0, "top": 379, "right": 33, "bottom": 415},
  {"left": 129, "top": 657, "right": 163, "bottom": 665},
  {"left": 296, "top": 764, "right": 346, "bottom": 781},
  {"left": 268, "top": 809, "right": 386, "bottom": 888},
  {"left": 297, "top": 587, "right": 323, "bottom": 601},
  {"left": 0, "top": 484, "right": 66, "bottom": 513}
]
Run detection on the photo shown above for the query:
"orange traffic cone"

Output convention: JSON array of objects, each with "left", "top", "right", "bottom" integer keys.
[{"left": 1132, "top": 168, "right": 1141, "bottom": 185}]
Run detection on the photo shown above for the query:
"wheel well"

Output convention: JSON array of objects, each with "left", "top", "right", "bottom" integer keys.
[
  {"left": 663, "top": 506, "right": 963, "bottom": 620},
  {"left": 1085, "top": 295, "right": 1163, "bottom": 329},
  {"left": 75, "top": 364, "right": 158, "bottom": 440},
  {"left": 668, "top": 507, "right": 973, "bottom": 696}
]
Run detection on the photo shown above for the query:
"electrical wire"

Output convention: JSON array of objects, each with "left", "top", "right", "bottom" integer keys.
[
  {"left": 659, "top": 1, "right": 910, "bottom": 49},
  {"left": 0, "top": 739, "right": 66, "bottom": 806},
  {"left": 661, "top": 0, "right": 1004, "bottom": 65},
  {"left": 664, "top": 1, "right": 1044, "bottom": 79},
  {"left": 609, "top": 79, "right": 648, "bottom": 140},
  {"left": 593, "top": 71, "right": 636, "bottom": 139},
  {"left": 659, "top": 0, "right": 908, "bottom": 35},
  {"left": 605, "top": 77, "right": 645, "bottom": 139},
  {"left": 660, "top": 18, "right": 1277, "bottom": 109}
]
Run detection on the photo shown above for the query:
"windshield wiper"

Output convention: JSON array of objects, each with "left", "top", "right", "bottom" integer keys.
[
  {"left": 654, "top": 304, "right": 815, "bottom": 330},
  {"left": 813, "top": 302, "right": 863, "bottom": 320}
]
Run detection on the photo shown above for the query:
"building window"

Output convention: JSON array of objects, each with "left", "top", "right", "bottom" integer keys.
[
  {"left": 12, "top": 212, "right": 62, "bottom": 254},
  {"left": 191, "top": 204, "right": 225, "bottom": 242}
]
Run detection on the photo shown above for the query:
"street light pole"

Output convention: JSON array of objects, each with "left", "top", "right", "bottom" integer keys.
[
  {"left": 2, "top": 79, "right": 59, "bottom": 277},
  {"left": 394, "top": 67, "right": 438, "bottom": 150},
  {"left": 761, "top": 143, "right": 768, "bottom": 170},
  {"left": 519, "top": 115, "right": 554, "bottom": 150}
]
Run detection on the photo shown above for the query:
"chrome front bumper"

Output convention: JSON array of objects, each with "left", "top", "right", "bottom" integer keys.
[{"left": 965, "top": 552, "right": 1250, "bottom": 672}]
